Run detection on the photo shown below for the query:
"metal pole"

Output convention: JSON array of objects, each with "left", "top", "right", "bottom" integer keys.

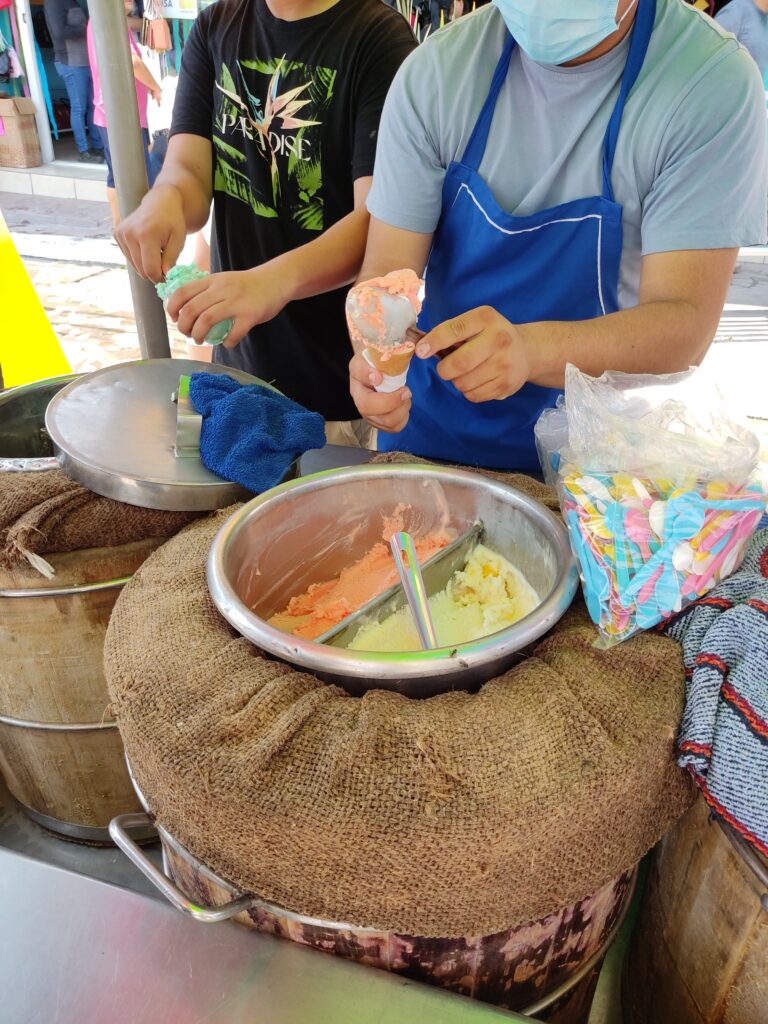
[
  {"left": 14, "top": 0, "right": 55, "bottom": 165},
  {"left": 88, "top": 0, "right": 170, "bottom": 359}
]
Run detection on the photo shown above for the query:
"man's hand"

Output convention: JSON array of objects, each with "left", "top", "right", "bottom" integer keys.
[
  {"left": 114, "top": 183, "right": 187, "bottom": 282},
  {"left": 166, "top": 266, "right": 291, "bottom": 347},
  {"left": 416, "top": 306, "right": 534, "bottom": 403},
  {"left": 349, "top": 352, "right": 411, "bottom": 432}
]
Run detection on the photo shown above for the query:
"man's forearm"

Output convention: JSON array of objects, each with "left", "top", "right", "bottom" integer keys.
[
  {"left": 525, "top": 299, "right": 715, "bottom": 388},
  {"left": 268, "top": 206, "right": 371, "bottom": 304}
]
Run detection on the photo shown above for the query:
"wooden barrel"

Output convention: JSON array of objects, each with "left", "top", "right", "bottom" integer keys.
[
  {"left": 623, "top": 797, "right": 768, "bottom": 1024},
  {"left": 0, "top": 375, "right": 153, "bottom": 842},
  {"left": 156, "top": 818, "right": 635, "bottom": 1024},
  {"left": 0, "top": 541, "right": 162, "bottom": 841}
]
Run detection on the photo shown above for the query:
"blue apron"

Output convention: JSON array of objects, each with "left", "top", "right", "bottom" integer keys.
[{"left": 379, "top": 0, "right": 656, "bottom": 472}]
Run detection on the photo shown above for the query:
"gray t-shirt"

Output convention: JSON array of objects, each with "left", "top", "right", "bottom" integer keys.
[
  {"left": 716, "top": 0, "right": 768, "bottom": 78},
  {"left": 368, "top": 0, "right": 768, "bottom": 309}
]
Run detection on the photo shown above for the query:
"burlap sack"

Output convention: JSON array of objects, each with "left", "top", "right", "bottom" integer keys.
[
  {"left": 0, "top": 470, "right": 200, "bottom": 573},
  {"left": 106, "top": 471, "right": 693, "bottom": 937}
]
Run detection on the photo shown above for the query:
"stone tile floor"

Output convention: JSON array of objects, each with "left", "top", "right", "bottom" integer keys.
[{"left": 23, "top": 258, "right": 192, "bottom": 372}]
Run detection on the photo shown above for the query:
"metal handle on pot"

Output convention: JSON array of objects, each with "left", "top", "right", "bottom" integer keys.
[
  {"left": 109, "top": 813, "right": 257, "bottom": 923},
  {"left": 0, "top": 457, "right": 60, "bottom": 473}
]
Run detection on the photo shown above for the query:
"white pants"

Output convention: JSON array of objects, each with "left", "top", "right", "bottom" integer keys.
[{"left": 325, "top": 419, "right": 377, "bottom": 450}]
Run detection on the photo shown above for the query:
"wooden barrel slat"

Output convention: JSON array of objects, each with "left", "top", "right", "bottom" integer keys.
[
  {"left": 0, "top": 539, "right": 162, "bottom": 723},
  {"left": 0, "top": 538, "right": 164, "bottom": 839},
  {"left": 623, "top": 797, "right": 768, "bottom": 1024},
  {"left": 0, "top": 722, "right": 141, "bottom": 826}
]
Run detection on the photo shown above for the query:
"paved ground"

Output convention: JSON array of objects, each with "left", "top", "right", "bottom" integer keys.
[
  {"left": 2, "top": 189, "right": 767, "bottom": 450},
  {"left": 2, "top": 192, "right": 195, "bottom": 369}
]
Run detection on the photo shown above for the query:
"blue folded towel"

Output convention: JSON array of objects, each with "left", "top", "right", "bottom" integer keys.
[{"left": 189, "top": 373, "right": 325, "bottom": 494}]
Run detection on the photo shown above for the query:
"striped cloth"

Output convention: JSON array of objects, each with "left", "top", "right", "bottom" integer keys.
[{"left": 664, "top": 524, "right": 768, "bottom": 858}]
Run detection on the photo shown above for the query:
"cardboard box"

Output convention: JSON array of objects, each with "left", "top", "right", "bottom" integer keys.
[{"left": 0, "top": 96, "right": 42, "bottom": 169}]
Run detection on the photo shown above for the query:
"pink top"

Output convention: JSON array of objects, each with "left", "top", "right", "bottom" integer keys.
[{"left": 86, "top": 22, "right": 149, "bottom": 130}]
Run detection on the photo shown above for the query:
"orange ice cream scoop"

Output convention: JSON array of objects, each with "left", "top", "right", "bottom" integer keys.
[
  {"left": 268, "top": 529, "right": 451, "bottom": 641},
  {"left": 346, "top": 269, "right": 423, "bottom": 348}
]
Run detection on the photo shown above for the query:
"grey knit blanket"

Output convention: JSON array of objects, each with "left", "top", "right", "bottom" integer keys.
[{"left": 664, "top": 524, "right": 768, "bottom": 858}]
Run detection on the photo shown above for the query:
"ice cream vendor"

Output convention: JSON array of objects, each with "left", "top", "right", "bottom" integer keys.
[{"left": 349, "top": 0, "right": 768, "bottom": 472}]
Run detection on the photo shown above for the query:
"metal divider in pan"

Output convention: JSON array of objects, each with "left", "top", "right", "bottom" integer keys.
[{"left": 317, "top": 522, "right": 485, "bottom": 650}]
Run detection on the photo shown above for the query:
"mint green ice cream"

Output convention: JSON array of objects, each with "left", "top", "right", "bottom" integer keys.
[{"left": 156, "top": 264, "right": 234, "bottom": 346}]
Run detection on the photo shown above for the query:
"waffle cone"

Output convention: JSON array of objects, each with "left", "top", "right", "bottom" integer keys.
[{"left": 365, "top": 345, "right": 415, "bottom": 377}]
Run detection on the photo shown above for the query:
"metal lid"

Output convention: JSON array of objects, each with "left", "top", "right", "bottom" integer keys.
[{"left": 45, "top": 359, "right": 267, "bottom": 512}]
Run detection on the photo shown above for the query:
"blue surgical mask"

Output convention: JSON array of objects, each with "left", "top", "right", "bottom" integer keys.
[{"left": 492, "top": 0, "right": 639, "bottom": 65}]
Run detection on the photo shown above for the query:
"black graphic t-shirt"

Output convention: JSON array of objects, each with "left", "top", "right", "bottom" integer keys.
[{"left": 171, "top": 0, "right": 416, "bottom": 420}]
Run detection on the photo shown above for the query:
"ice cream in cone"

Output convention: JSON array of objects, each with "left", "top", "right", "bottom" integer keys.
[{"left": 346, "top": 269, "right": 423, "bottom": 393}]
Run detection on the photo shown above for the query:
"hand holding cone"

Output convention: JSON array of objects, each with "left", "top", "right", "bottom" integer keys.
[{"left": 346, "top": 269, "right": 423, "bottom": 394}]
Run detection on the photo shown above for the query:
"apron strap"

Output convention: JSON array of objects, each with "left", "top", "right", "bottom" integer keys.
[
  {"left": 460, "top": 35, "right": 516, "bottom": 172},
  {"left": 602, "top": 0, "right": 657, "bottom": 201}
]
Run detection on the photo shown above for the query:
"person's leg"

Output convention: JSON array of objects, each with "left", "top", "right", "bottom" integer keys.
[
  {"left": 142, "top": 128, "right": 166, "bottom": 188},
  {"left": 54, "top": 62, "right": 88, "bottom": 153},
  {"left": 98, "top": 126, "right": 120, "bottom": 224},
  {"left": 429, "top": 0, "right": 442, "bottom": 30},
  {"left": 85, "top": 71, "right": 103, "bottom": 153},
  {"left": 146, "top": 131, "right": 167, "bottom": 186},
  {"left": 54, "top": 61, "right": 85, "bottom": 152},
  {"left": 324, "top": 419, "right": 377, "bottom": 450}
]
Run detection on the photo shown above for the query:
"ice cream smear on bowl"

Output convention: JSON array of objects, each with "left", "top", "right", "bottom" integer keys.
[
  {"left": 348, "top": 544, "right": 540, "bottom": 653},
  {"left": 346, "top": 269, "right": 424, "bottom": 393}
]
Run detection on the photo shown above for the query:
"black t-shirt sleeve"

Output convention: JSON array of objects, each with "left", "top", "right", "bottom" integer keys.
[
  {"left": 350, "top": 15, "right": 417, "bottom": 181},
  {"left": 170, "top": 12, "right": 216, "bottom": 140}
]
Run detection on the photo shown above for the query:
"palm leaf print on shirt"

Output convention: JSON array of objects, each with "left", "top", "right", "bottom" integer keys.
[{"left": 213, "top": 55, "right": 335, "bottom": 230}]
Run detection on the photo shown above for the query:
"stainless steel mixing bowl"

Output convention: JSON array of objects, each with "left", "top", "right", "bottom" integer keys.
[{"left": 207, "top": 464, "right": 579, "bottom": 697}]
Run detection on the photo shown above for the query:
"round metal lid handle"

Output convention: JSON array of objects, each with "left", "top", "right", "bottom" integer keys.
[
  {"left": 109, "top": 813, "right": 257, "bottom": 923},
  {"left": 0, "top": 457, "right": 60, "bottom": 473}
]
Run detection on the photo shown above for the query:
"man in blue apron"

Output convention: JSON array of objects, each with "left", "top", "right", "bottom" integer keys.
[{"left": 350, "top": 0, "right": 767, "bottom": 472}]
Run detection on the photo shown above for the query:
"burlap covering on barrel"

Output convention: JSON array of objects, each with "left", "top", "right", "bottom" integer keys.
[
  {"left": 105, "top": 468, "right": 694, "bottom": 937},
  {"left": 0, "top": 470, "right": 200, "bottom": 573}
]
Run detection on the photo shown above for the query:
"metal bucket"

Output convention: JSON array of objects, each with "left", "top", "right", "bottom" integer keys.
[
  {"left": 112, "top": 775, "right": 636, "bottom": 1024},
  {"left": 207, "top": 464, "right": 579, "bottom": 697},
  {"left": 0, "top": 375, "right": 153, "bottom": 843},
  {"left": 0, "top": 373, "right": 80, "bottom": 469}
]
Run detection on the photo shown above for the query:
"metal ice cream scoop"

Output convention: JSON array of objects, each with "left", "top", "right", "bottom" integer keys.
[{"left": 389, "top": 531, "right": 438, "bottom": 650}]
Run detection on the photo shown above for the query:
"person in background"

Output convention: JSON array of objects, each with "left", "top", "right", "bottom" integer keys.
[
  {"left": 44, "top": 0, "right": 104, "bottom": 163},
  {"left": 114, "top": 0, "right": 415, "bottom": 447},
  {"left": 716, "top": 0, "right": 768, "bottom": 77},
  {"left": 431, "top": 0, "right": 452, "bottom": 30},
  {"left": 87, "top": 0, "right": 162, "bottom": 225}
]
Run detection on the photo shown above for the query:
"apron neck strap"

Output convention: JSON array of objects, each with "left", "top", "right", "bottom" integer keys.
[
  {"left": 461, "top": 35, "right": 516, "bottom": 172},
  {"left": 601, "top": 0, "right": 657, "bottom": 201},
  {"left": 460, "top": 0, "right": 657, "bottom": 194}
]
